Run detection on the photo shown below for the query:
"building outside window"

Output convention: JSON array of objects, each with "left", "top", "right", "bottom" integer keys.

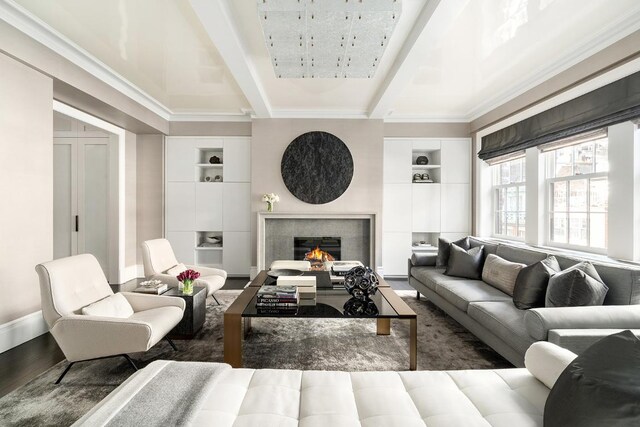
[
  {"left": 493, "top": 156, "right": 526, "bottom": 239},
  {"left": 545, "top": 135, "right": 608, "bottom": 250}
]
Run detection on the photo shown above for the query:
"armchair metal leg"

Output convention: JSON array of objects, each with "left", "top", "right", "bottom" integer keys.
[
  {"left": 165, "top": 337, "right": 179, "bottom": 351},
  {"left": 122, "top": 354, "right": 138, "bottom": 371},
  {"left": 212, "top": 294, "right": 220, "bottom": 305},
  {"left": 55, "top": 362, "right": 75, "bottom": 384},
  {"left": 417, "top": 291, "right": 421, "bottom": 300}
]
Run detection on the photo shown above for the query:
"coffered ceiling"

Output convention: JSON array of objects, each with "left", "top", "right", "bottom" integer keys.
[{"left": 5, "top": 0, "right": 640, "bottom": 121}]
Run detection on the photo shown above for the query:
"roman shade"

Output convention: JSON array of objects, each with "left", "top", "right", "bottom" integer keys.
[{"left": 479, "top": 71, "right": 640, "bottom": 161}]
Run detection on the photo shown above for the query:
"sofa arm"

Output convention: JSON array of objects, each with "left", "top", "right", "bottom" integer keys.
[
  {"left": 121, "top": 292, "right": 186, "bottom": 312},
  {"left": 187, "top": 265, "right": 227, "bottom": 280},
  {"left": 524, "top": 305, "right": 640, "bottom": 340},
  {"left": 548, "top": 328, "right": 640, "bottom": 355},
  {"left": 50, "top": 315, "right": 154, "bottom": 362},
  {"left": 410, "top": 253, "right": 437, "bottom": 267}
]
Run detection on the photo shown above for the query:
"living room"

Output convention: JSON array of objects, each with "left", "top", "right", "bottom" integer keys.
[{"left": 1, "top": 0, "right": 640, "bottom": 425}]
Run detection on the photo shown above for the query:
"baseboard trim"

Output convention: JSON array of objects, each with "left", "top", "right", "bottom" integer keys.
[{"left": 0, "top": 311, "right": 48, "bottom": 354}]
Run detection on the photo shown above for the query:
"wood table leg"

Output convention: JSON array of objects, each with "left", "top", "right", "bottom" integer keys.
[
  {"left": 377, "top": 318, "right": 391, "bottom": 335},
  {"left": 224, "top": 312, "right": 242, "bottom": 368},
  {"left": 409, "top": 317, "right": 417, "bottom": 371}
]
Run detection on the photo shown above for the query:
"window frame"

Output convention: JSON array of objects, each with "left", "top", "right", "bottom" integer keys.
[
  {"left": 491, "top": 158, "right": 526, "bottom": 241},
  {"left": 544, "top": 140, "right": 608, "bottom": 254}
]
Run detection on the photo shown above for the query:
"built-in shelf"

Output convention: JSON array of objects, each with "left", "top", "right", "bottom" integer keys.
[
  {"left": 412, "top": 164, "right": 441, "bottom": 169},
  {"left": 196, "top": 163, "right": 223, "bottom": 167},
  {"left": 195, "top": 246, "right": 223, "bottom": 251}
]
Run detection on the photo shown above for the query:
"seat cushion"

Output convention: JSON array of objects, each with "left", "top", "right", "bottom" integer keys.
[
  {"left": 468, "top": 301, "right": 536, "bottom": 355},
  {"left": 411, "top": 267, "right": 465, "bottom": 292},
  {"left": 81, "top": 293, "right": 134, "bottom": 318},
  {"left": 435, "top": 279, "right": 512, "bottom": 312},
  {"left": 196, "top": 275, "right": 225, "bottom": 296},
  {"left": 129, "top": 306, "right": 183, "bottom": 346}
]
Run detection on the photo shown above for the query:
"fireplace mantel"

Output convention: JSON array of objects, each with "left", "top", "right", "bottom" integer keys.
[{"left": 257, "top": 212, "right": 377, "bottom": 271}]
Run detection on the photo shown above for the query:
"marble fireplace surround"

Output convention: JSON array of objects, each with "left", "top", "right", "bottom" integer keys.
[{"left": 257, "top": 213, "right": 376, "bottom": 272}]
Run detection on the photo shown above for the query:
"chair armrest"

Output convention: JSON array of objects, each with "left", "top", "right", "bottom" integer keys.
[
  {"left": 121, "top": 292, "right": 186, "bottom": 312},
  {"left": 524, "top": 305, "right": 640, "bottom": 340},
  {"left": 548, "top": 328, "right": 640, "bottom": 355},
  {"left": 50, "top": 315, "right": 153, "bottom": 362},
  {"left": 410, "top": 253, "right": 437, "bottom": 267},
  {"left": 186, "top": 265, "right": 227, "bottom": 280}
]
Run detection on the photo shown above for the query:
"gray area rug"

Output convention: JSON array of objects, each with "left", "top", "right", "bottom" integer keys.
[{"left": 0, "top": 290, "right": 510, "bottom": 426}]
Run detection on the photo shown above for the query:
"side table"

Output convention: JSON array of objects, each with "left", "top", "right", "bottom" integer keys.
[{"left": 164, "top": 286, "right": 207, "bottom": 338}]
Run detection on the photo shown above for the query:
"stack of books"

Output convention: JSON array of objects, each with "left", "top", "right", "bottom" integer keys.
[
  {"left": 256, "top": 285, "right": 298, "bottom": 313},
  {"left": 134, "top": 279, "right": 168, "bottom": 295},
  {"left": 277, "top": 276, "right": 317, "bottom": 306}
]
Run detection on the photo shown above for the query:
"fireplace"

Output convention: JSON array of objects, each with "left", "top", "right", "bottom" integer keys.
[{"left": 294, "top": 237, "right": 341, "bottom": 270}]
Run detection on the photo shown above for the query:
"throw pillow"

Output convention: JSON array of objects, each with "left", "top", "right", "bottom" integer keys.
[
  {"left": 436, "top": 237, "right": 470, "bottom": 268},
  {"left": 545, "top": 261, "right": 608, "bottom": 307},
  {"left": 445, "top": 244, "right": 484, "bottom": 279},
  {"left": 81, "top": 293, "right": 134, "bottom": 318},
  {"left": 481, "top": 254, "right": 526, "bottom": 296},
  {"left": 512, "top": 256, "right": 561, "bottom": 309},
  {"left": 544, "top": 330, "right": 640, "bottom": 427},
  {"left": 165, "top": 263, "right": 187, "bottom": 276},
  {"left": 410, "top": 252, "right": 437, "bottom": 267}
]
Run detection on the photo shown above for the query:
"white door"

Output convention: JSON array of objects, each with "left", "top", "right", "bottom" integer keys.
[
  {"left": 53, "top": 138, "right": 110, "bottom": 274},
  {"left": 412, "top": 184, "right": 441, "bottom": 232},
  {"left": 223, "top": 183, "right": 250, "bottom": 231},
  {"left": 382, "top": 232, "right": 412, "bottom": 276},
  {"left": 223, "top": 231, "right": 251, "bottom": 275}
]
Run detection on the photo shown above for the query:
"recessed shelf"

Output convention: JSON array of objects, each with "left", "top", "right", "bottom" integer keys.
[
  {"left": 412, "top": 165, "right": 441, "bottom": 169},
  {"left": 195, "top": 246, "right": 223, "bottom": 251},
  {"left": 196, "top": 164, "right": 223, "bottom": 168}
]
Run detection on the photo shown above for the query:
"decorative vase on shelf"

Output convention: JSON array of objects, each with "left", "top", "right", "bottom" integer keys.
[
  {"left": 262, "top": 193, "right": 279, "bottom": 213},
  {"left": 267, "top": 201, "right": 274, "bottom": 212}
]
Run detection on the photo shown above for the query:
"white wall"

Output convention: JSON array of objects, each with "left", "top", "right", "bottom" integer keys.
[
  {"left": 125, "top": 131, "right": 138, "bottom": 273},
  {"left": 0, "top": 53, "right": 52, "bottom": 340}
]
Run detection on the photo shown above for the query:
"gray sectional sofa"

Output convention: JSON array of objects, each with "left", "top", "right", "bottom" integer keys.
[{"left": 408, "top": 237, "right": 640, "bottom": 367}]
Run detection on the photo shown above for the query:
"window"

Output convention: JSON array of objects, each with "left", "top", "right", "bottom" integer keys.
[
  {"left": 545, "top": 136, "right": 608, "bottom": 250},
  {"left": 493, "top": 157, "right": 526, "bottom": 238}
]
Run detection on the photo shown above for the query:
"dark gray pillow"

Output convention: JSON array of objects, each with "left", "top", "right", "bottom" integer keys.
[
  {"left": 436, "top": 237, "right": 469, "bottom": 268},
  {"left": 445, "top": 244, "right": 484, "bottom": 279},
  {"left": 545, "top": 261, "right": 608, "bottom": 307},
  {"left": 545, "top": 330, "right": 640, "bottom": 427},
  {"left": 512, "top": 256, "right": 560, "bottom": 310}
]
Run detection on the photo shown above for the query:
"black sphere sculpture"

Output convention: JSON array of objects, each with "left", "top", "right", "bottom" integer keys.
[
  {"left": 343, "top": 297, "right": 379, "bottom": 316},
  {"left": 343, "top": 266, "right": 379, "bottom": 300}
]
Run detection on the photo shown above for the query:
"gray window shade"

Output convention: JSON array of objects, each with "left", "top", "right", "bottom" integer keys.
[{"left": 479, "top": 71, "right": 640, "bottom": 161}]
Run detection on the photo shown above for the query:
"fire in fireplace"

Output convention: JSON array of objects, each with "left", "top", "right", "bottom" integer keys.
[{"left": 294, "top": 237, "right": 341, "bottom": 271}]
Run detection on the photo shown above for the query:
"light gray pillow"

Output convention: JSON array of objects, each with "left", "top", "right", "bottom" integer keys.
[
  {"left": 436, "top": 237, "right": 469, "bottom": 268},
  {"left": 481, "top": 254, "right": 526, "bottom": 296},
  {"left": 445, "top": 244, "right": 484, "bottom": 279},
  {"left": 546, "top": 262, "right": 608, "bottom": 307}
]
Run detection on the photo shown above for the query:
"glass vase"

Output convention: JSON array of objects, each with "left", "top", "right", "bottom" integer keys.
[
  {"left": 267, "top": 201, "right": 274, "bottom": 212},
  {"left": 182, "top": 280, "right": 193, "bottom": 295}
]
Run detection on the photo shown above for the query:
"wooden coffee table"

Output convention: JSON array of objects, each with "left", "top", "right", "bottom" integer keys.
[{"left": 224, "top": 271, "right": 417, "bottom": 370}]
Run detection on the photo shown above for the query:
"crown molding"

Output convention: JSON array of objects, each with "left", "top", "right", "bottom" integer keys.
[
  {"left": 0, "top": 0, "right": 174, "bottom": 121},
  {"left": 169, "top": 112, "right": 253, "bottom": 122},
  {"left": 465, "top": 6, "right": 640, "bottom": 122}
]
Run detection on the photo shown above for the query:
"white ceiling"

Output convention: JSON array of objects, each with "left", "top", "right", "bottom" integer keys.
[{"left": 7, "top": 0, "right": 640, "bottom": 121}]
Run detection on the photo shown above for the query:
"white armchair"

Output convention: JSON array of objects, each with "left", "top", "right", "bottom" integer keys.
[
  {"left": 141, "top": 239, "right": 227, "bottom": 304},
  {"left": 35, "top": 254, "right": 185, "bottom": 384}
]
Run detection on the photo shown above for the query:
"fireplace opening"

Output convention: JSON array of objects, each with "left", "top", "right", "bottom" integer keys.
[{"left": 294, "top": 237, "right": 341, "bottom": 271}]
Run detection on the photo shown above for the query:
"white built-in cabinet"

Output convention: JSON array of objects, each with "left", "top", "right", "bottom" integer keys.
[
  {"left": 382, "top": 138, "right": 471, "bottom": 276},
  {"left": 165, "top": 137, "right": 251, "bottom": 276}
]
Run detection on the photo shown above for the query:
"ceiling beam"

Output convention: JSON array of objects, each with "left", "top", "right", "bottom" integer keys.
[
  {"left": 368, "top": 0, "right": 469, "bottom": 119},
  {"left": 189, "top": 0, "right": 272, "bottom": 118}
]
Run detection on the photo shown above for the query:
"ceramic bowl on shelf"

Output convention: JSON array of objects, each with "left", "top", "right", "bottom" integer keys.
[{"left": 206, "top": 236, "right": 221, "bottom": 244}]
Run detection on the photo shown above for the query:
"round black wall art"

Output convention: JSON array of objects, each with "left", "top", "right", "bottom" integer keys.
[{"left": 281, "top": 131, "right": 354, "bottom": 204}]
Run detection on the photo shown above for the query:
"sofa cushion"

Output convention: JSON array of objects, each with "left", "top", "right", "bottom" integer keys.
[
  {"left": 544, "top": 330, "right": 640, "bottom": 427},
  {"left": 436, "top": 237, "right": 469, "bottom": 268},
  {"left": 445, "top": 245, "right": 484, "bottom": 280},
  {"left": 469, "top": 236, "right": 499, "bottom": 259},
  {"left": 410, "top": 252, "right": 437, "bottom": 267},
  {"left": 482, "top": 254, "right": 526, "bottom": 296},
  {"left": 435, "top": 279, "right": 512, "bottom": 312},
  {"left": 513, "top": 256, "right": 561, "bottom": 310},
  {"left": 546, "top": 262, "right": 609, "bottom": 307},
  {"left": 467, "top": 301, "right": 536, "bottom": 355},
  {"left": 496, "top": 245, "right": 547, "bottom": 265},
  {"left": 411, "top": 267, "right": 459, "bottom": 292},
  {"left": 81, "top": 293, "right": 134, "bottom": 318}
]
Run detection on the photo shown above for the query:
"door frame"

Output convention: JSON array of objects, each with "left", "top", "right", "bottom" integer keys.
[{"left": 53, "top": 100, "right": 126, "bottom": 283}]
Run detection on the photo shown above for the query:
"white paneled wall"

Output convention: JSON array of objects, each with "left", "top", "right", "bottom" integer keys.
[
  {"left": 383, "top": 138, "right": 471, "bottom": 276},
  {"left": 165, "top": 137, "right": 251, "bottom": 276}
]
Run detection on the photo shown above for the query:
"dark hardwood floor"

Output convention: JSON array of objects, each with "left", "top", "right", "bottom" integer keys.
[{"left": 0, "top": 276, "right": 410, "bottom": 399}]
